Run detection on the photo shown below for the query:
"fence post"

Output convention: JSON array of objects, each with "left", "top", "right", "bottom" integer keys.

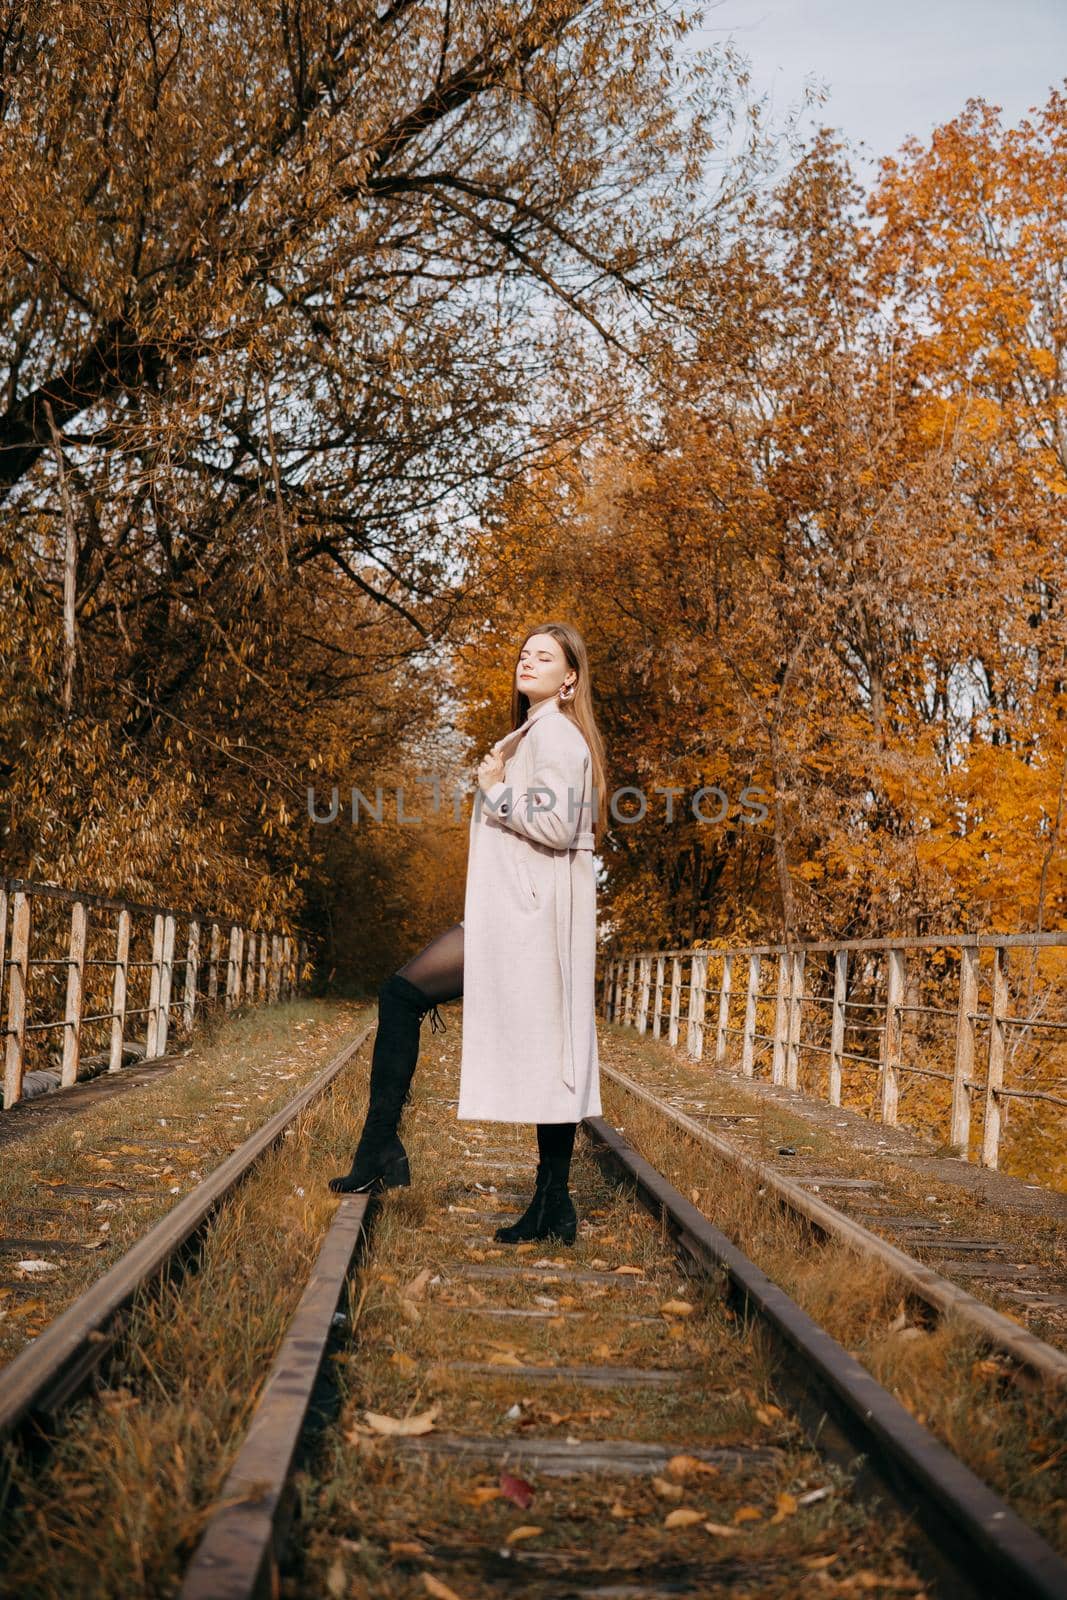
[
  {"left": 981, "top": 943, "right": 1009, "bottom": 1169},
  {"left": 786, "top": 947, "right": 805, "bottom": 1089},
  {"left": 771, "top": 950, "right": 789, "bottom": 1085},
  {"left": 879, "top": 946, "right": 906, "bottom": 1125},
  {"left": 208, "top": 922, "right": 221, "bottom": 1002},
  {"left": 109, "top": 907, "right": 131, "bottom": 1073},
  {"left": 4, "top": 890, "right": 31, "bottom": 1108},
  {"left": 715, "top": 952, "right": 733, "bottom": 1063},
  {"left": 0, "top": 885, "right": 8, "bottom": 1027},
  {"left": 636, "top": 956, "right": 652, "bottom": 1036},
  {"left": 741, "top": 953, "right": 760, "bottom": 1076},
  {"left": 156, "top": 912, "right": 176, "bottom": 1055},
  {"left": 622, "top": 956, "right": 635, "bottom": 1026},
  {"left": 686, "top": 950, "right": 708, "bottom": 1061},
  {"left": 60, "top": 897, "right": 88, "bottom": 1087},
  {"left": 270, "top": 933, "right": 282, "bottom": 1003},
  {"left": 951, "top": 943, "right": 978, "bottom": 1156},
  {"left": 244, "top": 929, "right": 256, "bottom": 1001},
  {"left": 828, "top": 947, "right": 847, "bottom": 1106},
  {"left": 651, "top": 956, "right": 665, "bottom": 1038},
  {"left": 183, "top": 918, "right": 200, "bottom": 1033},
  {"left": 226, "top": 924, "right": 242, "bottom": 1008},
  {"left": 668, "top": 956, "right": 681, "bottom": 1047},
  {"left": 146, "top": 912, "right": 164, "bottom": 1058}
]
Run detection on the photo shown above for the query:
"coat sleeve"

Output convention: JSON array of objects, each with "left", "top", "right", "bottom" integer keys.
[{"left": 482, "top": 722, "right": 589, "bottom": 851}]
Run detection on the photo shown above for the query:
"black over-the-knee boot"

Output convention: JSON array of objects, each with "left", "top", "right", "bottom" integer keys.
[{"left": 328, "top": 972, "right": 444, "bottom": 1194}]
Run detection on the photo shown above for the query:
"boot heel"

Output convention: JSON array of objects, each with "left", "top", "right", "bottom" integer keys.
[{"left": 380, "top": 1150, "right": 411, "bottom": 1188}]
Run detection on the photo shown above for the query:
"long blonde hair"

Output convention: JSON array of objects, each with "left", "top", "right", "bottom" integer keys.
[{"left": 508, "top": 621, "right": 608, "bottom": 848}]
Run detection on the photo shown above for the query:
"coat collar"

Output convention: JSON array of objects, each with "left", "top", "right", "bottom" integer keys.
[
  {"left": 492, "top": 695, "right": 563, "bottom": 756},
  {"left": 522, "top": 696, "right": 564, "bottom": 728}
]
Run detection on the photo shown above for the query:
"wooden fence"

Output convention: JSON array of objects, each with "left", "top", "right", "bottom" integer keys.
[
  {"left": 0, "top": 877, "right": 311, "bottom": 1110},
  {"left": 600, "top": 932, "right": 1067, "bottom": 1172}
]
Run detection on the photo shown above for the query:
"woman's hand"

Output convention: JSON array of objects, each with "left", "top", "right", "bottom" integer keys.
[{"left": 477, "top": 748, "right": 506, "bottom": 794}]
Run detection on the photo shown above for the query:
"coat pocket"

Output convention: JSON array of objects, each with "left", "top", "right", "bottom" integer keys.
[{"left": 518, "top": 856, "right": 540, "bottom": 906}]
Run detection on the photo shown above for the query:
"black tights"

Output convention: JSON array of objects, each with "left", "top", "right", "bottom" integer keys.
[{"left": 395, "top": 921, "right": 578, "bottom": 1164}]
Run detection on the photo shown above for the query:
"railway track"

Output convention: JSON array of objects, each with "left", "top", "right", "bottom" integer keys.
[
  {"left": 1, "top": 1034, "right": 1065, "bottom": 1600},
  {"left": 600, "top": 1061, "right": 1067, "bottom": 1385}
]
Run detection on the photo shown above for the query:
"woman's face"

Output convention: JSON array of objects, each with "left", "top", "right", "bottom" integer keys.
[{"left": 517, "top": 633, "right": 576, "bottom": 703}]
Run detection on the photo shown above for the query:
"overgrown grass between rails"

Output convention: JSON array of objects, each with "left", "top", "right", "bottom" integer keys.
[
  {"left": 601, "top": 1075, "right": 1067, "bottom": 1557},
  {"left": 0, "top": 998, "right": 369, "bottom": 1365},
  {"left": 283, "top": 1047, "right": 930, "bottom": 1600},
  {"left": 0, "top": 1014, "right": 377, "bottom": 1600},
  {"left": 606, "top": 1026, "right": 1066, "bottom": 1290}
]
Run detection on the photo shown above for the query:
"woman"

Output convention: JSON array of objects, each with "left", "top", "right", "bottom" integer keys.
[{"left": 328, "top": 621, "right": 606, "bottom": 1247}]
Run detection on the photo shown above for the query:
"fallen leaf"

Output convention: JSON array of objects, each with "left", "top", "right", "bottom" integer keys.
[
  {"left": 660, "top": 1300, "right": 695, "bottom": 1318},
  {"left": 666, "top": 1455, "right": 718, "bottom": 1480},
  {"left": 364, "top": 1405, "right": 440, "bottom": 1437},
  {"left": 462, "top": 1485, "right": 503, "bottom": 1507},
  {"left": 770, "top": 1491, "right": 798, "bottom": 1523},
  {"left": 399, "top": 1300, "right": 422, "bottom": 1325},
  {"left": 325, "top": 1555, "right": 347, "bottom": 1598},
  {"left": 801, "top": 1553, "right": 839, "bottom": 1571},
  {"left": 652, "top": 1476, "right": 684, "bottom": 1501},
  {"left": 388, "top": 1539, "right": 428, "bottom": 1557},
  {"left": 16, "top": 1260, "right": 59, "bottom": 1273},
  {"left": 613, "top": 1265, "right": 645, "bottom": 1276},
  {"left": 504, "top": 1525, "right": 543, "bottom": 1544},
  {"left": 610, "top": 1499, "right": 635, "bottom": 1519},
  {"left": 487, "top": 1352, "right": 526, "bottom": 1368},
  {"left": 664, "top": 1508, "right": 704, "bottom": 1529},
  {"left": 733, "top": 1505, "right": 763, "bottom": 1524},
  {"left": 500, "top": 1471, "right": 534, "bottom": 1509},
  {"left": 401, "top": 1267, "right": 433, "bottom": 1300},
  {"left": 422, "top": 1575, "right": 467, "bottom": 1600},
  {"left": 390, "top": 1351, "right": 418, "bottom": 1373},
  {"left": 703, "top": 1521, "right": 740, "bottom": 1538}
]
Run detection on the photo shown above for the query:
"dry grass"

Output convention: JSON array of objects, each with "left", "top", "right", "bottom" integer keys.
[
  {"left": 0, "top": 998, "right": 368, "bottom": 1365},
  {"left": 0, "top": 998, "right": 373, "bottom": 1597},
  {"left": 597, "top": 1065, "right": 1067, "bottom": 1557},
  {"left": 282, "top": 1037, "right": 933, "bottom": 1600},
  {"left": 3, "top": 999, "right": 1061, "bottom": 1598}
]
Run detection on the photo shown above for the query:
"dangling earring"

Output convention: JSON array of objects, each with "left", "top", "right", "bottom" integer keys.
[{"left": 558, "top": 680, "right": 576, "bottom": 702}]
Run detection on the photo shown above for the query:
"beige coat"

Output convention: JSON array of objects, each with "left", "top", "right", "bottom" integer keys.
[{"left": 457, "top": 697, "right": 602, "bottom": 1123}]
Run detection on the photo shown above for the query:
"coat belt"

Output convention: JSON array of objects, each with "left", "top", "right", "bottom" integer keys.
[{"left": 555, "top": 827, "right": 595, "bottom": 1090}]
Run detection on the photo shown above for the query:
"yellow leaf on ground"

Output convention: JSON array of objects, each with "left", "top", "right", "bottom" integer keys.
[
  {"left": 423, "top": 1574, "right": 467, "bottom": 1600},
  {"left": 652, "top": 1476, "right": 684, "bottom": 1501},
  {"left": 610, "top": 1500, "right": 635, "bottom": 1519},
  {"left": 388, "top": 1540, "right": 428, "bottom": 1556},
  {"left": 801, "top": 1553, "right": 839, "bottom": 1570},
  {"left": 660, "top": 1300, "right": 695, "bottom": 1317},
  {"left": 504, "top": 1526, "right": 543, "bottom": 1544},
  {"left": 733, "top": 1505, "right": 763, "bottom": 1524},
  {"left": 364, "top": 1405, "right": 440, "bottom": 1437},
  {"left": 666, "top": 1455, "right": 718, "bottom": 1479},
  {"left": 770, "top": 1491, "right": 798, "bottom": 1523},
  {"left": 664, "top": 1508, "right": 704, "bottom": 1528},
  {"left": 703, "top": 1521, "right": 740, "bottom": 1538},
  {"left": 390, "top": 1351, "right": 417, "bottom": 1373},
  {"left": 461, "top": 1486, "right": 504, "bottom": 1508},
  {"left": 401, "top": 1267, "right": 432, "bottom": 1300},
  {"left": 487, "top": 1351, "right": 526, "bottom": 1367},
  {"left": 613, "top": 1265, "right": 645, "bottom": 1276}
]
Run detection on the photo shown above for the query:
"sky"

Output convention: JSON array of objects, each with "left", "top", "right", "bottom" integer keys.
[{"left": 693, "top": 0, "right": 1066, "bottom": 184}]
